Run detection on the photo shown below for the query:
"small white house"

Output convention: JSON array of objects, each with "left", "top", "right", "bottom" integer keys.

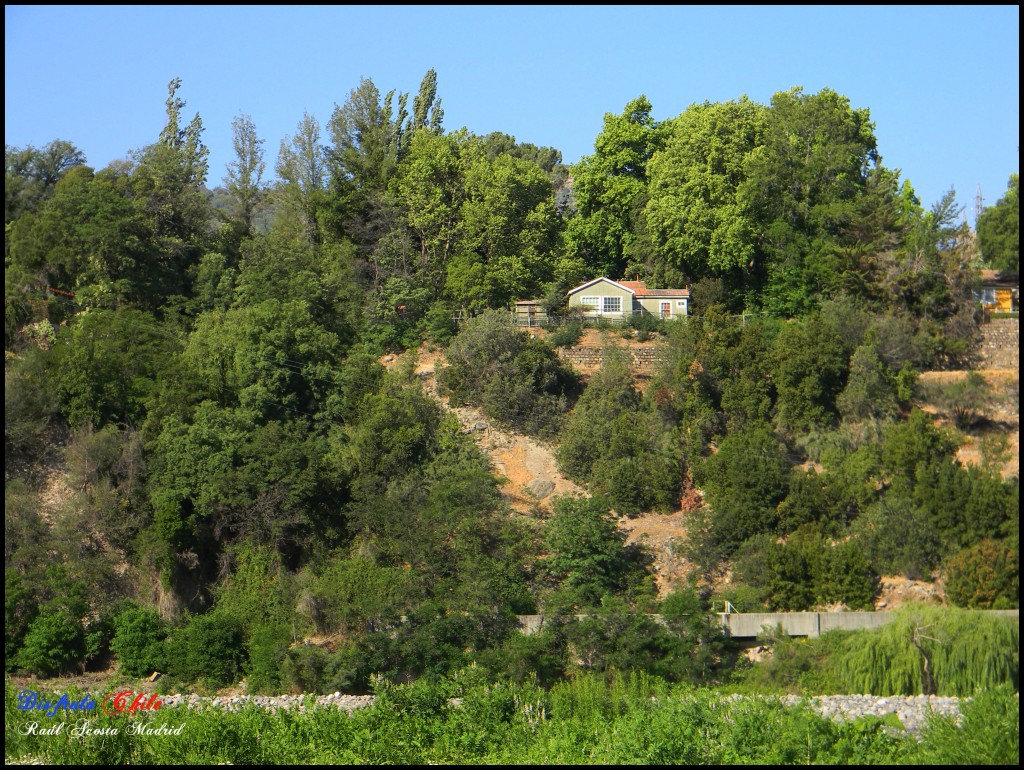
[{"left": 566, "top": 277, "right": 689, "bottom": 319}]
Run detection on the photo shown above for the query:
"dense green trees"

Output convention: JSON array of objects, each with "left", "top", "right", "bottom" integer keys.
[
  {"left": 440, "top": 310, "right": 577, "bottom": 437},
  {"left": 977, "top": 174, "right": 1019, "bottom": 271},
  {"left": 4, "top": 73, "right": 1016, "bottom": 690}
]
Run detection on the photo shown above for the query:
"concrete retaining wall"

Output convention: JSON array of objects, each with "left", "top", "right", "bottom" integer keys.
[{"left": 516, "top": 610, "right": 1019, "bottom": 638}]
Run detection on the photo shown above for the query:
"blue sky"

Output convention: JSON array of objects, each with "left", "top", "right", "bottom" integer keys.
[{"left": 5, "top": 5, "right": 1019, "bottom": 222}]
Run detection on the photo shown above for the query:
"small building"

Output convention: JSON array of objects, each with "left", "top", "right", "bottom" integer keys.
[
  {"left": 566, "top": 277, "right": 689, "bottom": 319},
  {"left": 513, "top": 299, "right": 548, "bottom": 327},
  {"left": 978, "top": 270, "right": 1019, "bottom": 313}
]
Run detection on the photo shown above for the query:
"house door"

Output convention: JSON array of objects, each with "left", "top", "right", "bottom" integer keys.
[{"left": 660, "top": 302, "right": 671, "bottom": 319}]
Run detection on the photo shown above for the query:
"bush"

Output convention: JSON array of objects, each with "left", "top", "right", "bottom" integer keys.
[
  {"left": 627, "top": 312, "right": 662, "bottom": 336},
  {"left": 547, "top": 319, "right": 584, "bottom": 348},
  {"left": 441, "top": 310, "right": 577, "bottom": 437},
  {"left": 164, "top": 612, "right": 245, "bottom": 689},
  {"left": 15, "top": 607, "right": 86, "bottom": 677},
  {"left": 943, "top": 539, "right": 1018, "bottom": 609},
  {"left": 280, "top": 643, "right": 331, "bottom": 694},
  {"left": 733, "top": 528, "right": 878, "bottom": 611},
  {"left": 110, "top": 606, "right": 168, "bottom": 677},
  {"left": 912, "top": 685, "right": 1019, "bottom": 765},
  {"left": 245, "top": 623, "right": 293, "bottom": 693}
]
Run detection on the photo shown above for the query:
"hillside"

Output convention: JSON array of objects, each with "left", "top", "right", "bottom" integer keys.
[{"left": 384, "top": 320, "right": 1019, "bottom": 606}]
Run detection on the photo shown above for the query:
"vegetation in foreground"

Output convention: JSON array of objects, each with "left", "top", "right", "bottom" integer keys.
[{"left": 5, "top": 671, "right": 1019, "bottom": 765}]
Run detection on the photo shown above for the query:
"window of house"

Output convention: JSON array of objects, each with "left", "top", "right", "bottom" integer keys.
[
  {"left": 602, "top": 296, "right": 621, "bottom": 313},
  {"left": 580, "top": 296, "right": 599, "bottom": 310},
  {"left": 676, "top": 300, "right": 686, "bottom": 308}
]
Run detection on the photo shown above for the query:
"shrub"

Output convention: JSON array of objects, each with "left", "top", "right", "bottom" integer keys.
[
  {"left": 164, "top": 612, "right": 244, "bottom": 688},
  {"left": 110, "top": 606, "right": 168, "bottom": 677},
  {"left": 912, "top": 685, "right": 1019, "bottom": 765},
  {"left": 245, "top": 623, "right": 293, "bottom": 694},
  {"left": 943, "top": 539, "right": 1018, "bottom": 609},
  {"left": 547, "top": 319, "right": 584, "bottom": 348},
  {"left": 280, "top": 643, "right": 330, "bottom": 694},
  {"left": 15, "top": 607, "right": 86, "bottom": 677},
  {"left": 441, "top": 310, "right": 577, "bottom": 437}
]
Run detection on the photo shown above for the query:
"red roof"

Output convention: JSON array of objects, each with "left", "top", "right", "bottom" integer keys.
[{"left": 618, "top": 280, "right": 689, "bottom": 298}]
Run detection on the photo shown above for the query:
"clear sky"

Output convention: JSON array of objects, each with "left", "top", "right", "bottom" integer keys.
[{"left": 5, "top": 5, "right": 1019, "bottom": 223}]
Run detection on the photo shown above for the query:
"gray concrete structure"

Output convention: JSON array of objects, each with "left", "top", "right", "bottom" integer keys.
[{"left": 516, "top": 610, "right": 1018, "bottom": 638}]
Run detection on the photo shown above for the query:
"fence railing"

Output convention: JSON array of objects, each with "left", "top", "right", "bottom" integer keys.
[{"left": 509, "top": 310, "right": 765, "bottom": 328}]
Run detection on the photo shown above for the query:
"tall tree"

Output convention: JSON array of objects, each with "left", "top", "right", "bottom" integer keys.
[
  {"left": 129, "top": 78, "right": 212, "bottom": 298},
  {"left": 645, "top": 97, "right": 767, "bottom": 289},
  {"left": 409, "top": 68, "right": 444, "bottom": 138},
  {"left": 746, "top": 87, "right": 881, "bottom": 315},
  {"left": 275, "top": 112, "right": 328, "bottom": 244},
  {"left": 976, "top": 174, "right": 1019, "bottom": 272},
  {"left": 224, "top": 113, "right": 266, "bottom": 233},
  {"left": 6, "top": 140, "right": 87, "bottom": 229},
  {"left": 391, "top": 130, "right": 465, "bottom": 296},
  {"left": 328, "top": 77, "right": 408, "bottom": 198},
  {"left": 567, "top": 96, "right": 668, "bottom": 280}
]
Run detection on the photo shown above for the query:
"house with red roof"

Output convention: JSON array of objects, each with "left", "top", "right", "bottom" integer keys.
[{"left": 566, "top": 277, "right": 689, "bottom": 319}]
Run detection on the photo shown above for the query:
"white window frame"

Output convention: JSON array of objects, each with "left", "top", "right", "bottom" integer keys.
[
  {"left": 602, "top": 296, "right": 622, "bottom": 314},
  {"left": 676, "top": 300, "right": 686, "bottom": 308},
  {"left": 580, "top": 296, "right": 599, "bottom": 311}
]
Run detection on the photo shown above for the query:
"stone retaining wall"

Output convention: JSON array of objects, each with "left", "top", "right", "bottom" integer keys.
[
  {"left": 557, "top": 346, "right": 662, "bottom": 369},
  {"left": 978, "top": 318, "right": 1019, "bottom": 370}
]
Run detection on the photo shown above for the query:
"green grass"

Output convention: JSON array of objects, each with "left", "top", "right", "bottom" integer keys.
[{"left": 14, "top": 671, "right": 1009, "bottom": 765}]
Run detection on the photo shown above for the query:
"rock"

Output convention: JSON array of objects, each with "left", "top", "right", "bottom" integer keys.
[
  {"left": 473, "top": 421, "right": 489, "bottom": 431},
  {"left": 526, "top": 478, "right": 556, "bottom": 499}
]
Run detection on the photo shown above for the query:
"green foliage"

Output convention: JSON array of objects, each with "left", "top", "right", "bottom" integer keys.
[
  {"left": 728, "top": 631, "right": 849, "bottom": 695},
  {"left": 14, "top": 600, "right": 86, "bottom": 677},
  {"left": 879, "top": 408, "right": 958, "bottom": 480},
  {"left": 645, "top": 97, "right": 766, "bottom": 284},
  {"left": 733, "top": 528, "right": 877, "bottom": 611},
  {"left": 836, "top": 339, "right": 903, "bottom": 424},
  {"left": 557, "top": 347, "right": 679, "bottom": 514},
  {"left": 852, "top": 494, "right": 943, "bottom": 580},
  {"left": 440, "top": 309, "right": 577, "bottom": 437},
  {"left": 50, "top": 307, "right": 180, "bottom": 428},
  {"left": 776, "top": 468, "right": 847, "bottom": 535},
  {"left": 943, "top": 539, "right": 1019, "bottom": 609},
  {"left": 541, "top": 496, "right": 652, "bottom": 609},
  {"left": 694, "top": 424, "right": 790, "bottom": 557},
  {"left": 164, "top": 612, "right": 245, "bottom": 689},
  {"left": 546, "top": 318, "right": 584, "bottom": 348},
  {"left": 245, "top": 623, "right": 293, "bottom": 694},
  {"left": 568, "top": 96, "right": 668, "bottom": 279},
  {"left": 835, "top": 605, "right": 1019, "bottom": 696},
  {"left": 309, "top": 554, "right": 412, "bottom": 635},
  {"left": 976, "top": 174, "right": 1019, "bottom": 271},
  {"left": 771, "top": 317, "right": 849, "bottom": 434},
  {"left": 110, "top": 605, "right": 168, "bottom": 677},
  {"left": 912, "top": 685, "right": 1019, "bottom": 765},
  {"left": 1, "top": 674, "right": 916, "bottom": 765},
  {"left": 919, "top": 370, "right": 993, "bottom": 430},
  {"left": 4, "top": 345, "right": 59, "bottom": 465}
]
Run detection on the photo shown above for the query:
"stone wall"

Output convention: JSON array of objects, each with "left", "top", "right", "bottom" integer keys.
[
  {"left": 978, "top": 318, "right": 1019, "bottom": 370},
  {"left": 557, "top": 346, "right": 663, "bottom": 369}
]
